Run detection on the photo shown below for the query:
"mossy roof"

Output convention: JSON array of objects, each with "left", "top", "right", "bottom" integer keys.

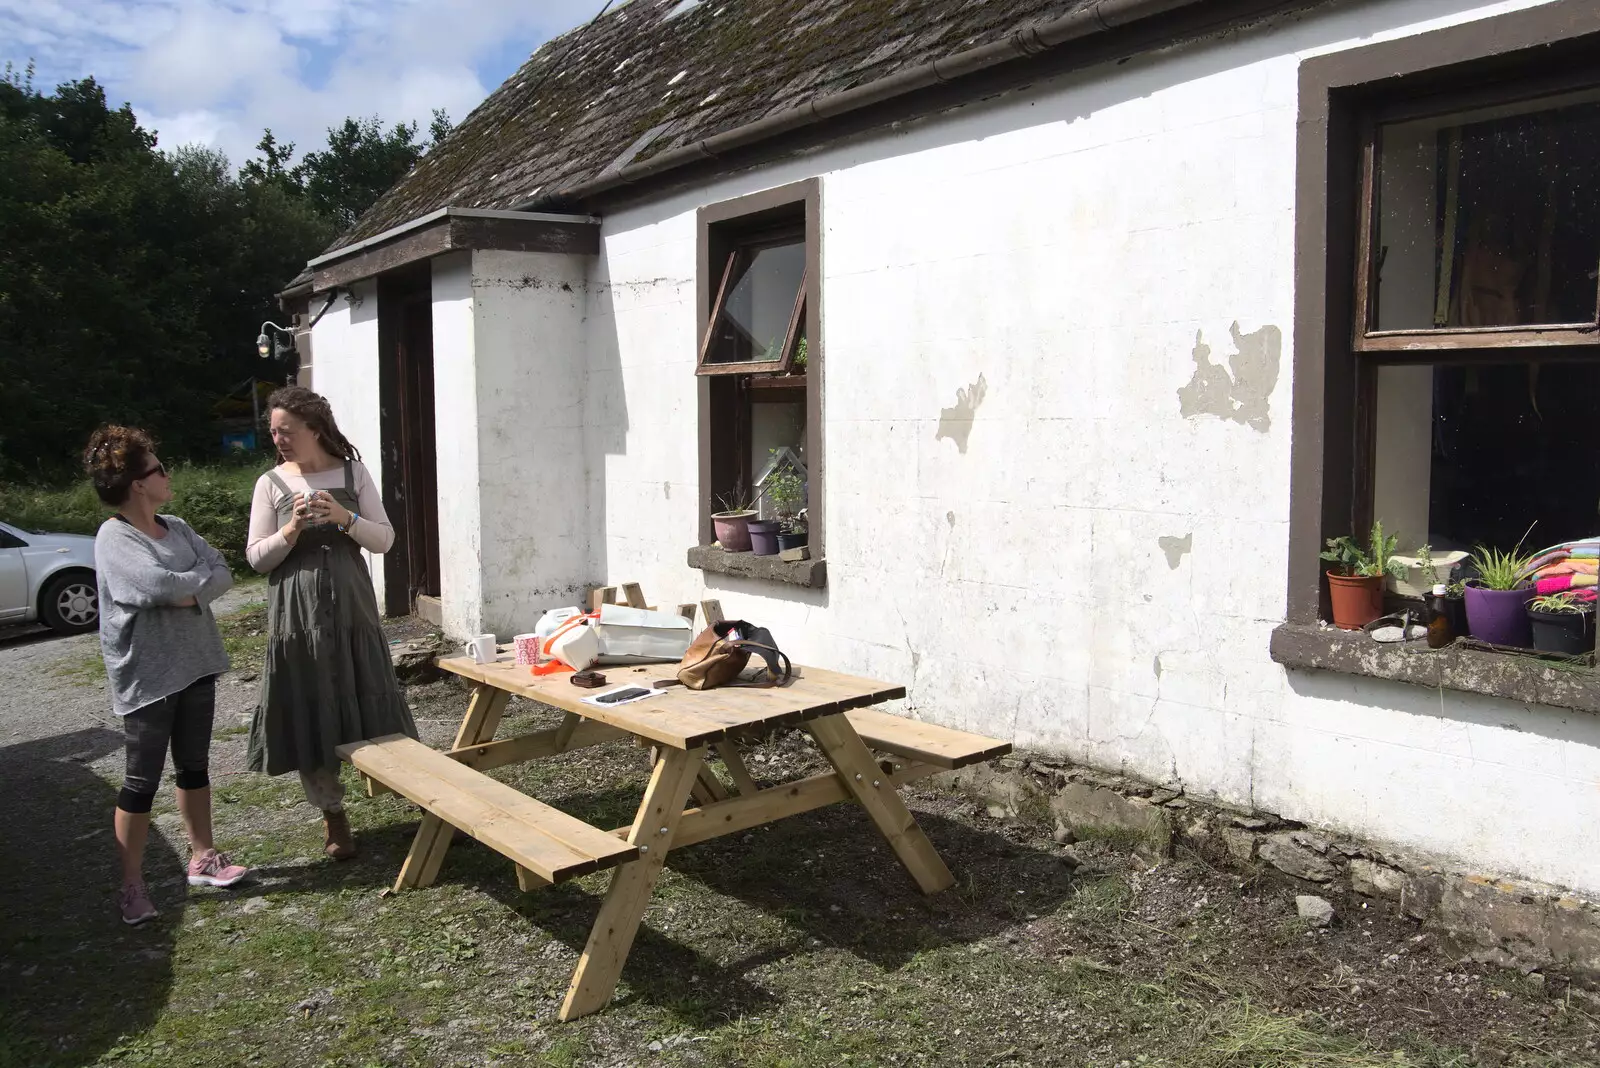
[{"left": 328, "top": 0, "right": 1097, "bottom": 251}]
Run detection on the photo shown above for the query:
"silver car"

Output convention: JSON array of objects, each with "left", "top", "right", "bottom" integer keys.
[{"left": 0, "top": 519, "right": 100, "bottom": 635}]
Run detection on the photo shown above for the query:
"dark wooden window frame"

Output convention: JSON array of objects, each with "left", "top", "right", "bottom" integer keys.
[
  {"left": 695, "top": 179, "right": 824, "bottom": 581},
  {"left": 697, "top": 227, "right": 808, "bottom": 376},
  {"left": 1287, "top": 0, "right": 1600, "bottom": 628},
  {"left": 1352, "top": 66, "right": 1600, "bottom": 354}
]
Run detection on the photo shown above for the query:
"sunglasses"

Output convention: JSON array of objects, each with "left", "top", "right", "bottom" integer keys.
[{"left": 137, "top": 462, "right": 168, "bottom": 480}]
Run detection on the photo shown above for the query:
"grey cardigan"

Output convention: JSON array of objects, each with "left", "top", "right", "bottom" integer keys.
[{"left": 95, "top": 515, "right": 233, "bottom": 716}]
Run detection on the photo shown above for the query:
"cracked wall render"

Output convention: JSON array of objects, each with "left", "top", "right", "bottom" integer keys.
[{"left": 305, "top": 0, "right": 1600, "bottom": 897}]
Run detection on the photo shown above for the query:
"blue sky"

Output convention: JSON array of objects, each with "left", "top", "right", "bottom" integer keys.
[{"left": 0, "top": 0, "right": 600, "bottom": 168}]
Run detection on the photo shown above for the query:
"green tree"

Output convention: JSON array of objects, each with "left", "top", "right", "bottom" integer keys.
[{"left": 297, "top": 115, "right": 431, "bottom": 228}]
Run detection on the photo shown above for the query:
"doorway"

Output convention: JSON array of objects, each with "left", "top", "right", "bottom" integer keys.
[{"left": 378, "top": 269, "right": 441, "bottom": 617}]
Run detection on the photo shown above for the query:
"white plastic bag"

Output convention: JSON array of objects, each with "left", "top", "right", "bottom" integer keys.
[
  {"left": 591, "top": 603, "right": 694, "bottom": 664},
  {"left": 547, "top": 618, "right": 600, "bottom": 672}
]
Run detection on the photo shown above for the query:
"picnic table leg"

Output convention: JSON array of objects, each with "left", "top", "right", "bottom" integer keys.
[
  {"left": 715, "top": 743, "right": 760, "bottom": 796},
  {"left": 559, "top": 746, "right": 704, "bottom": 1021},
  {"left": 396, "top": 684, "right": 511, "bottom": 891},
  {"left": 452, "top": 685, "right": 511, "bottom": 751},
  {"left": 395, "top": 813, "right": 453, "bottom": 892},
  {"left": 806, "top": 714, "right": 955, "bottom": 895}
]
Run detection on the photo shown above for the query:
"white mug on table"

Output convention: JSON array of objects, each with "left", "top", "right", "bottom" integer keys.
[{"left": 464, "top": 634, "right": 497, "bottom": 664}]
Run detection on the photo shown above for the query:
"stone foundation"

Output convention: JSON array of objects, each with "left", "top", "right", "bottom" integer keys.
[{"left": 944, "top": 754, "right": 1600, "bottom": 983}]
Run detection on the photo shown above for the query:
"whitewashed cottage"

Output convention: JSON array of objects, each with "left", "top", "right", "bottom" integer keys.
[{"left": 278, "top": 0, "right": 1600, "bottom": 949}]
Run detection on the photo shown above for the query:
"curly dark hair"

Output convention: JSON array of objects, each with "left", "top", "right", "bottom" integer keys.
[
  {"left": 83, "top": 425, "right": 158, "bottom": 506},
  {"left": 267, "top": 386, "right": 361, "bottom": 463}
]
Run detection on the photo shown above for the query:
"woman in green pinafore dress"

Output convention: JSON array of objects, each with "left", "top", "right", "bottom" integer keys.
[{"left": 246, "top": 387, "right": 416, "bottom": 859}]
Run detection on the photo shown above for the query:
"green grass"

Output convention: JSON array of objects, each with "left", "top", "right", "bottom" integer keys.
[
  {"left": 0, "top": 458, "right": 269, "bottom": 573},
  {"left": 3, "top": 694, "right": 1594, "bottom": 1068}
]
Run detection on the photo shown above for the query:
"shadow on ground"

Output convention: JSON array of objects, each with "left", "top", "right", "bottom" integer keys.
[
  {"left": 0, "top": 726, "right": 185, "bottom": 1067},
  {"left": 435, "top": 782, "right": 1081, "bottom": 1028}
]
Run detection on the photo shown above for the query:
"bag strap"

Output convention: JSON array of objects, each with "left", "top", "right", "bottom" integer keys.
[{"left": 732, "top": 640, "right": 791, "bottom": 685}]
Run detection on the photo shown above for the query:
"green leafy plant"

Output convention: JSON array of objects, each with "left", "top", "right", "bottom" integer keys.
[
  {"left": 1469, "top": 542, "right": 1536, "bottom": 591},
  {"left": 793, "top": 336, "right": 808, "bottom": 372},
  {"left": 762, "top": 452, "right": 805, "bottom": 521},
  {"left": 1320, "top": 520, "right": 1404, "bottom": 579},
  {"left": 1530, "top": 592, "right": 1591, "bottom": 614},
  {"left": 1416, "top": 544, "right": 1466, "bottom": 598}
]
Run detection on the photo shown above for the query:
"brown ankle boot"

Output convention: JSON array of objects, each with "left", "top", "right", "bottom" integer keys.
[{"left": 323, "top": 809, "right": 357, "bottom": 860}]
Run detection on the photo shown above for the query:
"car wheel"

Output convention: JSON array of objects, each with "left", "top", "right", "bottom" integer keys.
[{"left": 40, "top": 572, "right": 99, "bottom": 635}]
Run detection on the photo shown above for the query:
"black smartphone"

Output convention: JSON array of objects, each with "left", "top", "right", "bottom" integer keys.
[{"left": 594, "top": 686, "right": 651, "bottom": 704}]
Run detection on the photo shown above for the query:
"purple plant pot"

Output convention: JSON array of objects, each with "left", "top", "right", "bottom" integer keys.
[
  {"left": 1464, "top": 584, "right": 1535, "bottom": 648},
  {"left": 747, "top": 520, "right": 780, "bottom": 557}
]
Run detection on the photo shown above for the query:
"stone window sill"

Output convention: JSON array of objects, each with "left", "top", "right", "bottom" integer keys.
[
  {"left": 1269, "top": 623, "right": 1600, "bottom": 714},
  {"left": 686, "top": 545, "right": 826, "bottom": 588}
]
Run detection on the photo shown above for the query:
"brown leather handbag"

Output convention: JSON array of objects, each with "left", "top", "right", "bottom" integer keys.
[{"left": 676, "top": 620, "right": 791, "bottom": 691}]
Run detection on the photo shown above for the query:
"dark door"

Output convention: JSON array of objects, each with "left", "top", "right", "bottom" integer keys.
[{"left": 396, "top": 292, "right": 441, "bottom": 607}]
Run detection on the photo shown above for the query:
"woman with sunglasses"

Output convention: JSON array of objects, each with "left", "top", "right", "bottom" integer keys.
[
  {"left": 245, "top": 387, "right": 415, "bottom": 861},
  {"left": 87, "top": 426, "right": 248, "bottom": 926}
]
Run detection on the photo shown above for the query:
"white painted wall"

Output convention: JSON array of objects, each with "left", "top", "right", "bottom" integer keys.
[
  {"left": 572, "top": 0, "right": 1600, "bottom": 894},
  {"left": 432, "top": 253, "right": 482, "bottom": 638},
  {"left": 469, "top": 249, "right": 593, "bottom": 634},
  {"left": 304, "top": 0, "right": 1595, "bottom": 894},
  {"left": 298, "top": 281, "right": 388, "bottom": 606}
]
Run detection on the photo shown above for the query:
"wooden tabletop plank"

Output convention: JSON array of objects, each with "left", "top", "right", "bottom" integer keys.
[{"left": 437, "top": 656, "right": 907, "bottom": 750}]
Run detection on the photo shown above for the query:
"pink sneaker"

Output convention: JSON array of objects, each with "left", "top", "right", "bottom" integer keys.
[
  {"left": 119, "top": 882, "right": 158, "bottom": 926},
  {"left": 187, "top": 849, "right": 249, "bottom": 888}
]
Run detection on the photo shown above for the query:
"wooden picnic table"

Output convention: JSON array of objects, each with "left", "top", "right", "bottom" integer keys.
[{"left": 338, "top": 649, "right": 1009, "bottom": 1021}]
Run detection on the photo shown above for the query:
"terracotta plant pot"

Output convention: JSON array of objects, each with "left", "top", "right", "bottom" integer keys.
[
  {"left": 1326, "top": 571, "right": 1384, "bottom": 630},
  {"left": 747, "top": 520, "right": 780, "bottom": 556},
  {"left": 1464, "top": 584, "right": 1535, "bottom": 648},
  {"left": 712, "top": 510, "right": 757, "bottom": 553},
  {"left": 1527, "top": 607, "right": 1595, "bottom": 656}
]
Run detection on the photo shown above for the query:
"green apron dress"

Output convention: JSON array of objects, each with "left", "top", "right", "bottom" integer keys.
[{"left": 248, "top": 461, "right": 417, "bottom": 776}]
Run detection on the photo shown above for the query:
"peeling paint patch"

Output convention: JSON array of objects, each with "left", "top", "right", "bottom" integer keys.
[
  {"left": 663, "top": 481, "right": 671, "bottom": 500},
  {"left": 1158, "top": 533, "right": 1193, "bottom": 570},
  {"left": 935, "top": 374, "right": 987, "bottom": 453},
  {"left": 1177, "top": 322, "right": 1281, "bottom": 433},
  {"left": 946, "top": 510, "right": 956, "bottom": 527}
]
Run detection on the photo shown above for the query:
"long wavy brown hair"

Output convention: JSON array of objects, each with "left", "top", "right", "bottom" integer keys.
[
  {"left": 267, "top": 386, "right": 361, "bottom": 463},
  {"left": 83, "top": 425, "right": 157, "bottom": 505}
]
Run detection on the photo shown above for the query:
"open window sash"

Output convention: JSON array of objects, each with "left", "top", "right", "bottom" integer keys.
[
  {"left": 1352, "top": 76, "right": 1600, "bottom": 354},
  {"left": 697, "top": 242, "right": 807, "bottom": 376}
]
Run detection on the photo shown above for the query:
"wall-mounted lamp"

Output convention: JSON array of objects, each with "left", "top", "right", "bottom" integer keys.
[{"left": 257, "top": 321, "right": 296, "bottom": 359}]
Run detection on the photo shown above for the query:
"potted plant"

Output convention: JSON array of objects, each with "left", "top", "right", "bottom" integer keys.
[
  {"left": 1463, "top": 540, "right": 1537, "bottom": 648},
  {"left": 777, "top": 517, "right": 808, "bottom": 553},
  {"left": 753, "top": 452, "right": 805, "bottom": 557},
  {"left": 1526, "top": 592, "right": 1595, "bottom": 655},
  {"left": 712, "top": 488, "right": 757, "bottom": 553},
  {"left": 1320, "top": 520, "right": 1404, "bottom": 630},
  {"left": 1417, "top": 544, "right": 1468, "bottom": 637}
]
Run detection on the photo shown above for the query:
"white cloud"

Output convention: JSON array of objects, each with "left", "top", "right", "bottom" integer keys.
[{"left": 0, "top": 0, "right": 602, "bottom": 168}]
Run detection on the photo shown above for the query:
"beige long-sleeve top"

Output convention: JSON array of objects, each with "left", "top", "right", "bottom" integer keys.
[{"left": 246, "top": 460, "right": 395, "bottom": 573}]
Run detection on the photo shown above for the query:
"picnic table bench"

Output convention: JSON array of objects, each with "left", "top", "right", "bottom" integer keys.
[{"left": 338, "top": 645, "right": 1009, "bottom": 1021}]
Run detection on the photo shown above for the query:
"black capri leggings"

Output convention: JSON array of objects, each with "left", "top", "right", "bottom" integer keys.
[{"left": 118, "top": 676, "right": 216, "bottom": 814}]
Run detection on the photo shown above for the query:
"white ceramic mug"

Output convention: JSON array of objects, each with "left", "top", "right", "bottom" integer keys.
[{"left": 464, "top": 634, "right": 497, "bottom": 664}]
